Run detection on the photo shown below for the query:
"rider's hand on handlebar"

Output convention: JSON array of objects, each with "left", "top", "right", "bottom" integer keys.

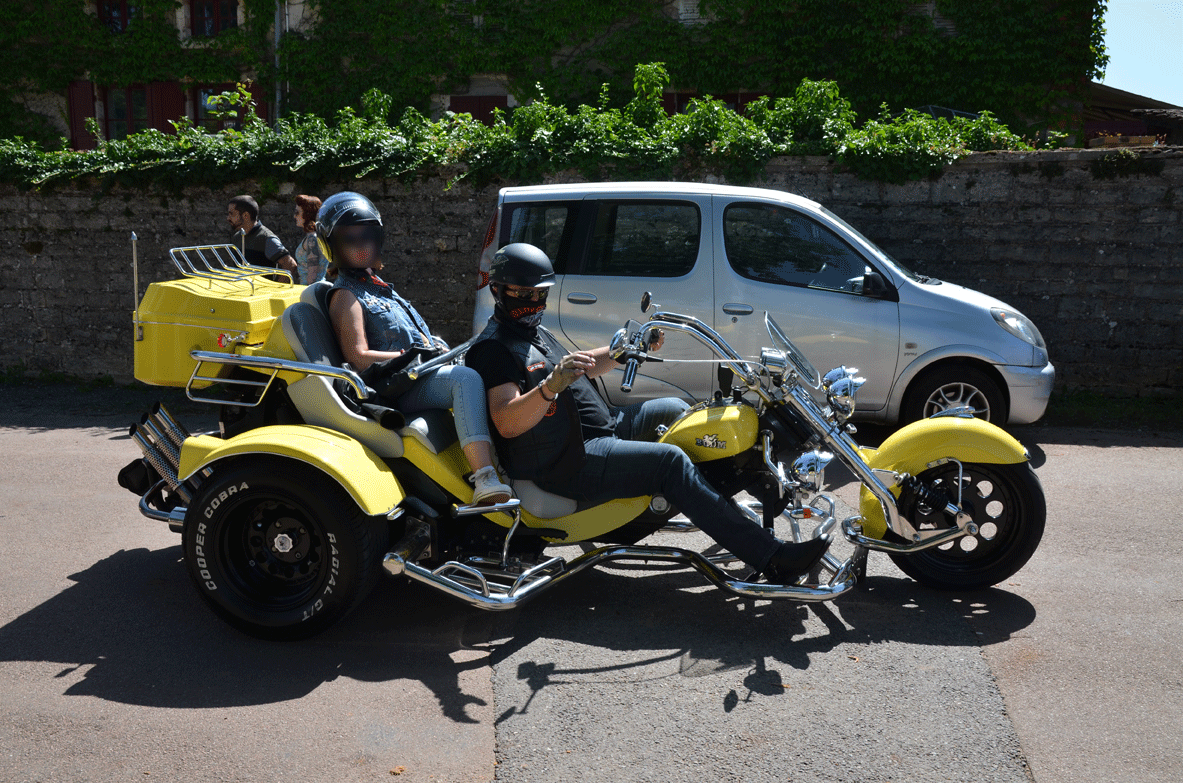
[{"left": 545, "top": 351, "right": 594, "bottom": 394}]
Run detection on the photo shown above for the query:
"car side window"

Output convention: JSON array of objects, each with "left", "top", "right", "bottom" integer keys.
[
  {"left": 582, "top": 201, "right": 700, "bottom": 277},
  {"left": 724, "top": 202, "right": 867, "bottom": 293},
  {"left": 504, "top": 202, "right": 576, "bottom": 273}
]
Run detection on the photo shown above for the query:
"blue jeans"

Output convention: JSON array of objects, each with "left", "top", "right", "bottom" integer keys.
[
  {"left": 536, "top": 398, "right": 780, "bottom": 571},
  {"left": 396, "top": 365, "right": 492, "bottom": 449}
]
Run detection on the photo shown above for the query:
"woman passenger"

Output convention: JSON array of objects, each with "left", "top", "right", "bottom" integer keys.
[{"left": 319, "top": 192, "right": 513, "bottom": 505}]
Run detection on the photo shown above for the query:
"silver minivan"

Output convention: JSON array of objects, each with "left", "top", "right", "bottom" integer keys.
[{"left": 472, "top": 182, "right": 1054, "bottom": 425}]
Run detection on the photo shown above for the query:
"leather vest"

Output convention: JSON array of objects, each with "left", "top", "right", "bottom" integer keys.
[{"left": 473, "top": 321, "right": 585, "bottom": 482}]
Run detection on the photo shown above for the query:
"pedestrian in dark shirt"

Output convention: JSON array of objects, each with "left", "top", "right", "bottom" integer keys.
[{"left": 227, "top": 195, "right": 298, "bottom": 280}]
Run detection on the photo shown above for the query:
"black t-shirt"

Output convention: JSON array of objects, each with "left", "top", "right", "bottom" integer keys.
[
  {"left": 466, "top": 327, "right": 616, "bottom": 440},
  {"left": 241, "top": 222, "right": 290, "bottom": 268}
]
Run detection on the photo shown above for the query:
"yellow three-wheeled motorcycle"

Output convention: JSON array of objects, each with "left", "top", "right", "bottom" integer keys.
[{"left": 120, "top": 245, "right": 1045, "bottom": 639}]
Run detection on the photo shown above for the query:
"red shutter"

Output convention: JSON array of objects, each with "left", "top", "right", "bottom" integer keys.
[
  {"left": 247, "top": 82, "right": 269, "bottom": 122},
  {"left": 449, "top": 95, "right": 508, "bottom": 126},
  {"left": 147, "top": 81, "right": 186, "bottom": 133},
  {"left": 67, "top": 80, "right": 97, "bottom": 150}
]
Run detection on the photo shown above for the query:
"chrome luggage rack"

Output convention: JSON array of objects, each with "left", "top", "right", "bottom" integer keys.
[
  {"left": 168, "top": 243, "right": 294, "bottom": 291},
  {"left": 164, "top": 243, "right": 361, "bottom": 406}
]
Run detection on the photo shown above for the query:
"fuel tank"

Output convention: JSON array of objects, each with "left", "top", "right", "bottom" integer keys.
[{"left": 657, "top": 401, "right": 758, "bottom": 463}]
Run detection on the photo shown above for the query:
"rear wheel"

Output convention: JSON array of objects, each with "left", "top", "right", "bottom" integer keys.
[
  {"left": 889, "top": 461, "right": 1045, "bottom": 591},
  {"left": 902, "top": 365, "right": 1005, "bottom": 423},
  {"left": 182, "top": 457, "right": 387, "bottom": 640}
]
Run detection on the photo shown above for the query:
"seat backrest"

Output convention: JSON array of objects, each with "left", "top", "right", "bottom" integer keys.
[{"left": 280, "top": 286, "right": 406, "bottom": 458}]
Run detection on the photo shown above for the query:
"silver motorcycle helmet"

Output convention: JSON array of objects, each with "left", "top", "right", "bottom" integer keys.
[{"left": 316, "top": 192, "right": 384, "bottom": 274}]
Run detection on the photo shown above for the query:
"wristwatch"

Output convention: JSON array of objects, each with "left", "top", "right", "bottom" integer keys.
[{"left": 537, "top": 378, "right": 556, "bottom": 401}]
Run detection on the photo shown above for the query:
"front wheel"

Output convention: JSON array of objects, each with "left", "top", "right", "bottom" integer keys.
[
  {"left": 182, "top": 457, "right": 388, "bottom": 640},
  {"left": 889, "top": 461, "right": 1045, "bottom": 591}
]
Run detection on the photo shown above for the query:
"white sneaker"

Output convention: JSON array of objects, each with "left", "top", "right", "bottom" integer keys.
[{"left": 472, "top": 466, "right": 513, "bottom": 505}]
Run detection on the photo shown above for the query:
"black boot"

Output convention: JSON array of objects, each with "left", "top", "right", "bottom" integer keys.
[{"left": 761, "top": 537, "right": 831, "bottom": 585}]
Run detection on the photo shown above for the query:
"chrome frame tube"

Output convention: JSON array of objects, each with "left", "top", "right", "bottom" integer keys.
[
  {"left": 395, "top": 543, "right": 858, "bottom": 612},
  {"left": 382, "top": 518, "right": 433, "bottom": 577},
  {"left": 841, "top": 516, "right": 971, "bottom": 554},
  {"left": 188, "top": 350, "right": 369, "bottom": 400},
  {"left": 137, "top": 480, "right": 188, "bottom": 532}
]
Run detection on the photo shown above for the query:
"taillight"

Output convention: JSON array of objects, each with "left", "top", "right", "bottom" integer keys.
[{"left": 476, "top": 209, "right": 498, "bottom": 290}]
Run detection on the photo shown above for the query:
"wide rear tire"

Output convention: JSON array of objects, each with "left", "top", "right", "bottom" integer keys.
[
  {"left": 182, "top": 457, "right": 388, "bottom": 640},
  {"left": 889, "top": 461, "right": 1045, "bottom": 591}
]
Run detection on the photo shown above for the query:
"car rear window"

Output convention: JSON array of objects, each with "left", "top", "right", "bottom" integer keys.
[
  {"left": 723, "top": 202, "right": 866, "bottom": 292},
  {"left": 582, "top": 201, "right": 700, "bottom": 277},
  {"left": 503, "top": 202, "right": 578, "bottom": 273}
]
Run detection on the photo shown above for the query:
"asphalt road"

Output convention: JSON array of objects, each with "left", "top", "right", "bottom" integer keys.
[{"left": 1, "top": 384, "right": 1180, "bottom": 782}]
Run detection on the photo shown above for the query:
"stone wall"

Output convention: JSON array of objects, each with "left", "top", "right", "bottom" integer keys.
[{"left": 1, "top": 147, "right": 1180, "bottom": 396}]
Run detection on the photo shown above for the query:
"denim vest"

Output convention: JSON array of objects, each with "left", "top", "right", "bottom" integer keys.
[{"left": 331, "top": 272, "right": 435, "bottom": 354}]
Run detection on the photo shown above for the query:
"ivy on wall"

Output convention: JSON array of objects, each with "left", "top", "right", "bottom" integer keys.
[
  {"left": 282, "top": 0, "right": 1107, "bottom": 135},
  {"left": 0, "top": 1, "right": 1107, "bottom": 148},
  {"left": 0, "top": 0, "right": 277, "bottom": 146},
  {"left": 0, "top": 65, "right": 1036, "bottom": 191}
]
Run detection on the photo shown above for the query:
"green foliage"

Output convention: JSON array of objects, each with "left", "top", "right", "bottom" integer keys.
[
  {"left": 0, "top": 68, "right": 1038, "bottom": 192},
  {"left": 0, "top": 1, "right": 1107, "bottom": 147},
  {"left": 0, "top": 0, "right": 276, "bottom": 147},
  {"left": 1089, "top": 148, "right": 1166, "bottom": 180}
]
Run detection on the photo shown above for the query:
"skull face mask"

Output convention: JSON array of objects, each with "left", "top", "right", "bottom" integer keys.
[{"left": 494, "top": 285, "right": 549, "bottom": 329}]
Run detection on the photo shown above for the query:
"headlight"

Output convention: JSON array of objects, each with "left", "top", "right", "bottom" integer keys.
[
  {"left": 822, "top": 366, "right": 865, "bottom": 420},
  {"left": 991, "top": 307, "right": 1046, "bottom": 349}
]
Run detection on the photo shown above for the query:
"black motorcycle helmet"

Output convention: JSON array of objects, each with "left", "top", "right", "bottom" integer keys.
[
  {"left": 316, "top": 192, "right": 384, "bottom": 274},
  {"left": 489, "top": 243, "right": 556, "bottom": 289}
]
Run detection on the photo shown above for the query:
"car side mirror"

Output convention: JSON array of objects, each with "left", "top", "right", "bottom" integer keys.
[{"left": 863, "top": 272, "right": 889, "bottom": 298}]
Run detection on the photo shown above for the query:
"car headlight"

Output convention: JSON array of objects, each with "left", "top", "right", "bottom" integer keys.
[{"left": 991, "top": 307, "right": 1046, "bottom": 349}]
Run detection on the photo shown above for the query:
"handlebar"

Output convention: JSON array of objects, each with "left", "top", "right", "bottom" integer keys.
[{"left": 620, "top": 357, "right": 640, "bottom": 393}]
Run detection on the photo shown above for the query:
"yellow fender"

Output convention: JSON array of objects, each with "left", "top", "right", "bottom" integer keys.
[
  {"left": 857, "top": 417, "right": 1029, "bottom": 538},
  {"left": 177, "top": 425, "right": 405, "bottom": 517}
]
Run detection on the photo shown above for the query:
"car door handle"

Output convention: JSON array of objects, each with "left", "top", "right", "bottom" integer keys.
[
  {"left": 722, "top": 303, "right": 754, "bottom": 315},
  {"left": 567, "top": 292, "right": 598, "bottom": 305}
]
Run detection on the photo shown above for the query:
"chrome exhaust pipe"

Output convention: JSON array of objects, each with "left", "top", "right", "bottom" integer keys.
[
  {"left": 129, "top": 424, "right": 192, "bottom": 504},
  {"left": 140, "top": 415, "right": 182, "bottom": 470},
  {"left": 149, "top": 403, "right": 190, "bottom": 449}
]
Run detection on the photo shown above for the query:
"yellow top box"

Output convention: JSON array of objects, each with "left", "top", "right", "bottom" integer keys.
[{"left": 134, "top": 276, "right": 303, "bottom": 387}]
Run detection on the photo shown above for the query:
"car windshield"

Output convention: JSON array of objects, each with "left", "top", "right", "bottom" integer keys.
[{"left": 816, "top": 205, "right": 934, "bottom": 283}]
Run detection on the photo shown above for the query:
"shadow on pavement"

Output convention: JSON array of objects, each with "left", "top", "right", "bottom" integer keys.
[
  {"left": 0, "top": 542, "right": 1037, "bottom": 723},
  {"left": 2, "top": 384, "right": 1052, "bottom": 725},
  {"left": 0, "top": 545, "right": 496, "bottom": 723},
  {"left": 468, "top": 566, "right": 1037, "bottom": 720},
  {"left": 0, "top": 382, "right": 216, "bottom": 433}
]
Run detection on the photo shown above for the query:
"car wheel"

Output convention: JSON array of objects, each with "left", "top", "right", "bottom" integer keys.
[{"left": 902, "top": 365, "right": 1005, "bottom": 423}]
